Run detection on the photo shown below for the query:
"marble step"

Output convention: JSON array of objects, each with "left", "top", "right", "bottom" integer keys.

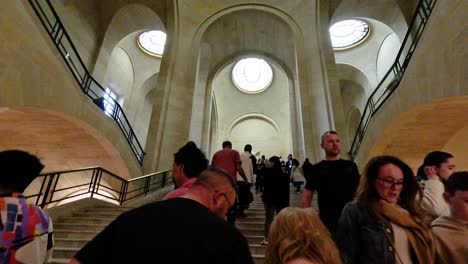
[
  {"left": 236, "top": 221, "right": 264, "bottom": 229},
  {"left": 55, "top": 238, "right": 89, "bottom": 248},
  {"left": 253, "top": 254, "right": 265, "bottom": 264},
  {"left": 54, "top": 223, "right": 107, "bottom": 232},
  {"left": 60, "top": 216, "right": 118, "bottom": 224},
  {"left": 53, "top": 247, "right": 80, "bottom": 259},
  {"left": 245, "top": 235, "right": 264, "bottom": 244},
  {"left": 249, "top": 244, "right": 267, "bottom": 255},
  {"left": 54, "top": 229, "right": 98, "bottom": 239}
]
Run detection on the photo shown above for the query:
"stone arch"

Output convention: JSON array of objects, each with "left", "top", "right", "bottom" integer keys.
[
  {"left": 226, "top": 113, "right": 285, "bottom": 159},
  {"left": 199, "top": 52, "right": 297, "bottom": 160},
  {"left": 93, "top": 3, "right": 166, "bottom": 83},
  {"left": 336, "top": 63, "right": 372, "bottom": 97},
  {"left": 366, "top": 97, "right": 468, "bottom": 171},
  {"left": 331, "top": 0, "right": 408, "bottom": 41},
  {"left": 104, "top": 47, "right": 134, "bottom": 102},
  {"left": 0, "top": 107, "right": 131, "bottom": 206},
  {"left": 328, "top": 0, "right": 418, "bottom": 26},
  {"left": 0, "top": 107, "right": 130, "bottom": 176},
  {"left": 346, "top": 107, "right": 362, "bottom": 147},
  {"left": 333, "top": 18, "right": 402, "bottom": 88},
  {"left": 190, "top": 6, "right": 306, "bottom": 160}
]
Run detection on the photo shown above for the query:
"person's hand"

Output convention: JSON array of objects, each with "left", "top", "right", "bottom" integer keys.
[{"left": 424, "top": 166, "right": 438, "bottom": 180}]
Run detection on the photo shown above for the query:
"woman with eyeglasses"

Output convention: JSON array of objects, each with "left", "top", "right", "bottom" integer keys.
[{"left": 336, "top": 156, "right": 435, "bottom": 264}]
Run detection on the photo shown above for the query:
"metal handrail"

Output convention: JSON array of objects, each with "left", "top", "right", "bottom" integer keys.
[
  {"left": 25, "top": 167, "right": 172, "bottom": 208},
  {"left": 348, "top": 0, "right": 437, "bottom": 160},
  {"left": 28, "top": 0, "right": 145, "bottom": 165}
]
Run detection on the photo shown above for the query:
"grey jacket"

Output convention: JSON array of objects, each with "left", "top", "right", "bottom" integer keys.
[{"left": 336, "top": 202, "right": 397, "bottom": 264}]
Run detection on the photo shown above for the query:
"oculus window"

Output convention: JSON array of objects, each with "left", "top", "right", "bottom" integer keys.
[
  {"left": 232, "top": 58, "right": 273, "bottom": 93},
  {"left": 329, "top": 19, "right": 370, "bottom": 50},
  {"left": 138, "top": 30, "right": 166, "bottom": 57}
]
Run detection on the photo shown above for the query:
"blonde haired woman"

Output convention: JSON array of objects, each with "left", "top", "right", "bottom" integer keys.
[{"left": 265, "top": 207, "right": 342, "bottom": 264}]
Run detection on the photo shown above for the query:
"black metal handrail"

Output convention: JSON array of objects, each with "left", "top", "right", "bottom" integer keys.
[
  {"left": 28, "top": 0, "right": 145, "bottom": 165},
  {"left": 348, "top": 0, "right": 437, "bottom": 160},
  {"left": 25, "top": 166, "right": 171, "bottom": 208}
]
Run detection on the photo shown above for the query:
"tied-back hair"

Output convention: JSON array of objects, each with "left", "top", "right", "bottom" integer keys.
[
  {"left": 355, "top": 155, "right": 425, "bottom": 222},
  {"left": 265, "top": 208, "right": 342, "bottom": 264},
  {"left": 416, "top": 151, "right": 453, "bottom": 177}
]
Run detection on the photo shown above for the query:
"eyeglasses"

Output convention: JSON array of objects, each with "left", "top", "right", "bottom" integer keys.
[
  {"left": 221, "top": 192, "right": 233, "bottom": 208},
  {"left": 377, "top": 178, "right": 404, "bottom": 188}
]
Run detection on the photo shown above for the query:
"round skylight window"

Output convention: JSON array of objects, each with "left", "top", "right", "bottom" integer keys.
[
  {"left": 232, "top": 58, "right": 273, "bottom": 93},
  {"left": 138, "top": 30, "right": 166, "bottom": 57},
  {"left": 329, "top": 19, "right": 370, "bottom": 49}
]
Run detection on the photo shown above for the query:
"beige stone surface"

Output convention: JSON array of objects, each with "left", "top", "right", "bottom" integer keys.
[
  {"left": 355, "top": 0, "right": 467, "bottom": 170},
  {"left": 0, "top": 0, "right": 141, "bottom": 177},
  {"left": 1, "top": 0, "right": 465, "bottom": 182}
]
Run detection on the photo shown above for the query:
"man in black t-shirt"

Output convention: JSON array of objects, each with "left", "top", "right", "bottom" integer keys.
[
  {"left": 71, "top": 168, "right": 254, "bottom": 264},
  {"left": 301, "top": 131, "right": 360, "bottom": 237}
]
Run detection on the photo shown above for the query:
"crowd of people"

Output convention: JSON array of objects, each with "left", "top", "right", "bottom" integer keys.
[{"left": 0, "top": 130, "right": 466, "bottom": 263}]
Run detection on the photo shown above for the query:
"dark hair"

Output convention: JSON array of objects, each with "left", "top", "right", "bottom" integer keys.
[
  {"left": 269, "top": 156, "right": 281, "bottom": 169},
  {"left": 244, "top": 144, "right": 252, "bottom": 152},
  {"left": 445, "top": 171, "right": 468, "bottom": 195},
  {"left": 173, "top": 142, "right": 208, "bottom": 178},
  {"left": 321, "top": 130, "right": 338, "bottom": 143},
  {"left": 0, "top": 150, "right": 44, "bottom": 192},
  {"left": 222, "top": 141, "right": 232, "bottom": 148},
  {"left": 355, "top": 155, "right": 424, "bottom": 221},
  {"left": 418, "top": 151, "right": 454, "bottom": 176}
]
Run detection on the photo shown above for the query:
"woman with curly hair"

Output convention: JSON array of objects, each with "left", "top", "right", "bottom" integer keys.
[
  {"left": 336, "top": 155, "right": 435, "bottom": 264},
  {"left": 265, "top": 207, "right": 342, "bottom": 264}
]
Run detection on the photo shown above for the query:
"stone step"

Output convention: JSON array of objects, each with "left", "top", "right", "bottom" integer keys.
[
  {"left": 237, "top": 217, "right": 264, "bottom": 223},
  {"left": 88, "top": 207, "right": 133, "bottom": 212},
  {"left": 245, "top": 235, "right": 264, "bottom": 244},
  {"left": 55, "top": 238, "right": 89, "bottom": 248},
  {"left": 72, "top": 212, "right": 123, "bottom": 218},
  {"left": 53, "top": 247, "right": 80, "bottom": 259},
  {"left": 237, "top": 228, "right": 263, "bottom": 236},
  {"left": 50, "top": 258, "right": 70, "bottom": 264},
  {"left": 55, "top": 223, "right": 106, "bottom": 232},
  {"left": 54, "top": 229, "right": 98, "bottom": 239},
  {"left": 60, "top": 216, "right": 118, "bottom": 224},
  {"left": 82, "top": 209, "right": 126, "bottom": 216},
  {"left": 253, "top": 254, "right": 265, "bottom": 264},
  {"left": 249, "top": 244, "right": 267, "bottom": 255},
  {"left": 236, "top": 222, "right": 264, "bottom": 229}
]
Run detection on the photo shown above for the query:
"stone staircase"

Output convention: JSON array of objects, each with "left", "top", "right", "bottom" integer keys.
[
  {"left": 236, "top": 187, "right": 318, "bottom": 264},
  {"left": 49, "top": 187, "right": 317, "bottom": 263},
  {"left": 50, "top": 205, "right": 133, "bottom": 263}
]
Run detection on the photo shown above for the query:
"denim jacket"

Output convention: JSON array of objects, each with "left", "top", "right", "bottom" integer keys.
[{"left": 336, "top": 202, "right": 397, "bottom": 264}]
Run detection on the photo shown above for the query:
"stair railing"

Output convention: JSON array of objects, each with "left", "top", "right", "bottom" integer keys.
[
  {"left": 348, "top": 0, "right": 437, "bottom": 160},
  {"left": 25, "top": 167, "right": 172, "bottom": 208},
  {"left": 28, "top": 0, "right": 145, "bottom": 165}
]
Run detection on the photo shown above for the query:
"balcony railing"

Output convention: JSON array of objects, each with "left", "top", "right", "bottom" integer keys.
[
  {"left": 348, "top": 0, "right": 437, "bottom": 160},
  {"left": 25, "top": 166, "right": 172, "bottom": 208},
  {"left": 29, "top": 0, "right": 145, "bottom": 165}
]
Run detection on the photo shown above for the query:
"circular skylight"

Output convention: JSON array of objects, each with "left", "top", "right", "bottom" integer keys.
[
  {"left": 329, "top": 19, "right": 370, "bottom": 49},
  {"left": 232, "top": 58, "right": 273, "bottom": 93},
  {"left": 138, "top": 30, "right": 166, "bottom": 57}
]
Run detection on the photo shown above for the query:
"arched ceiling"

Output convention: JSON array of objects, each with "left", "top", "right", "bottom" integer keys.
[
  {"left": 0, "top": 107, "right": 131, "bottom": 178},
  {"left": 368, "top": 97, "right": 468, "bottom": 171},
  {"left": 201, "top": 9, "right": 295, "bottom": 78}
]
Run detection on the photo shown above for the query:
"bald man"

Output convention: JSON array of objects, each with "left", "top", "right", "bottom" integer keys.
[{"left": 71, "top": 168, "right": 253, "bottom": 264}]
